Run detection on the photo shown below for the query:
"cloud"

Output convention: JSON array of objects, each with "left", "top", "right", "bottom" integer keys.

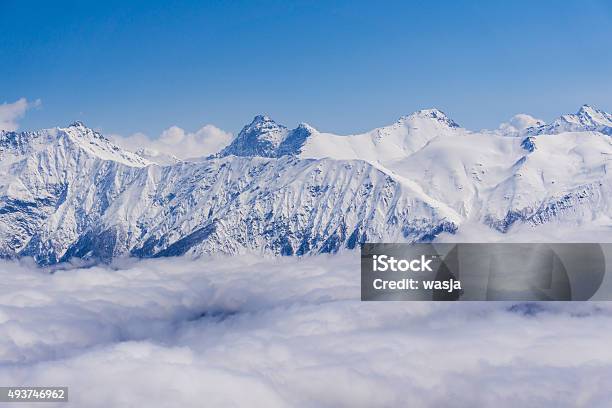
[
  {"left": 110, "top": 124, "right": 233, "bottom": 160},
  {"left": 1, "top": 254, "right": 612, "bottom": 407},
  {"left": 0, "top": 98, "right": 41, "bottom": 131},
  {"left": 498, "top": 114, "right": 545, "bottom": 135}
]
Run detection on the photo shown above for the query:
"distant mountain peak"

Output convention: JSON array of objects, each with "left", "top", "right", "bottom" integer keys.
[
  {"left": 63, "top": 121, "right": 109, "bottom": 142},
  {"left": 276, "top": 123, "right": 316, "bottom": 157},
  {"left": 246, "top": 114, "right": 283, "bottom": 128},
  {"left": 220, "top": 115, "right": 289, "bottom": 157},
  {"left": 415, "top": 108, "right": 447, "bottom": 117},
  {"left": 251, "top": 114, "right": 272, "bottom": 122},
  {"left": 399, "top": 108, "right": 460, "bottom": 128},
  {"left": 296, "top": 122, "right": 317, "bottom": 133},
  {"left": 527, "top": 104, "right": 612, "bottom": 136},
  {"left": 578, "top": 103, "right": 597, "bottom": 114},
  {"left": 576, "top": 104, "right": 611, "bottom": 123},
  {"left": 69, "top": 120, "right": 87, "bottom": 128},
  {"left": 244, "top": 115, "right": 286, "bottom": 133}
]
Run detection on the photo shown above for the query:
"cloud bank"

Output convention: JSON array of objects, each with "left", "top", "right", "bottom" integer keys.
[
  {"left": 1, "top": 253, "right": 612, "bottom": 407},
  {"left": 0, "top": 98, "right": 41, "bottom": 131},
  {"left": 110, "top": 124, "right": 233, "bottom": 160}
]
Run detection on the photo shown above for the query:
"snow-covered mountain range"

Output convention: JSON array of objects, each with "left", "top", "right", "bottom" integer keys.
[{"left": 1, "top": 105, "right": 611, "bottom": 265}]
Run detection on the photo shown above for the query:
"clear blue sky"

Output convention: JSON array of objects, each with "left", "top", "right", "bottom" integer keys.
[{"left": 2, "top": 0, "right": 611, "bottom": 136}]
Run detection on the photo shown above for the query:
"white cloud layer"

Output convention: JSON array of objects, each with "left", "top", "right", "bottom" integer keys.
[
  {"left": 1, "top": 253, "right": 612, "bottom": 407},
  {"left": 110, "top": 124, "right": 233, "bottom": 160},
  {"left": 0, "top": 98, "right": 41, "bottom": 131}
]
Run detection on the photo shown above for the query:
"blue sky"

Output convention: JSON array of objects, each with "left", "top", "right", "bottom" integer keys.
[{"left": 1, "top": 0, "right": 611, "bottom": 136}]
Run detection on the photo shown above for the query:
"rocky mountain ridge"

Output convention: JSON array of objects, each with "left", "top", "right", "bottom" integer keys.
[{"left": 1, "top": 105, "right": 611, "bottom": 264}]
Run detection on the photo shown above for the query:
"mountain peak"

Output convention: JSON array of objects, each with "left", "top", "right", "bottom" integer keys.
[
  {"left": 275, "top": 123, "right": 317, "bottom": 157},
  {"left": 576, "top": 104, "right": 610, "bottom": 122},
  {"left": 220, "top": 115, "right": 289, "bottom": 157},
  {"left": 527, "top": 104, "right": 612, "bottom": 135},
  {"left": 578, "top": 103, "right": 595, "bottom": 112},
  {"left": 63, "top": 121, "right": 109, "bottom": 142},
  {"left": 252, "top": 114, "right": 272, "bottom": 123},
  {"left": 69, "top": 120, "right": 87, "bottom": 128},
  {"left": 296, "top": 122, "right": 317, "bottom": 133},
  {"left": 415, "top": 108, "right": 447, "bottom": 117},
  {"left": 244, "top": 114, "right": 285, "bottom": 132},
  {"left": 399, "top": 108, "right": 460, "bottom": 128}
]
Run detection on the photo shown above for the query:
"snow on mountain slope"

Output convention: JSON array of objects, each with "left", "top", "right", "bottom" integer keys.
[
  {"left": 527, "top": 104, "right": 612, "bottom": 135},
  {"left": 294, "top": 109, "right": 460, "bottom": 162},
  {"left": 382, "top": 131, "right": 519, "bottom": 220},
  {"left": 245, "top": 107, "right": 611, "bottom": 230},
  {"left": 1, "top": 105, "right": 611, "bottom": 264},
  {"left": 220, "top": 108, "right": 463, "bottom": 161},
  {"left": 7, "top": 154, "right": 457, "bottom": 264},
  {"left": 486, "top": 131, "right": 612, "bottom": 231},
  {"left": 0, "top": 122, "right": 150, "bottom": 167},
  {"left": 135, "top": 148, "right": 181, "bottom": 166},
  {"left": 0, "top": 123, "right": 150, "bottom": 261}
]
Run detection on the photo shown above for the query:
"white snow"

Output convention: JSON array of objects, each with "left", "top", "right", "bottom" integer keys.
[
  {"left": 1, "top": 105, "right": 611, "bottom": 263},
  {"left": 528, "top": 105, "right": 612, "bottom": 135}
]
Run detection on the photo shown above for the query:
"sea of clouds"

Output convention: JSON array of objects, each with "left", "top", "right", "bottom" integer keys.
[{"left": 1, "top": 253, "right": 612, "bottom": 407}]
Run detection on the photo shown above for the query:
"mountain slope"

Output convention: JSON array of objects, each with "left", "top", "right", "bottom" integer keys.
[
  {"left": 527, "top": 105, "right": 612, "bottom": 136},
  {"left": 1, "top": 105, "right": 611, "bottom": 264}
]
